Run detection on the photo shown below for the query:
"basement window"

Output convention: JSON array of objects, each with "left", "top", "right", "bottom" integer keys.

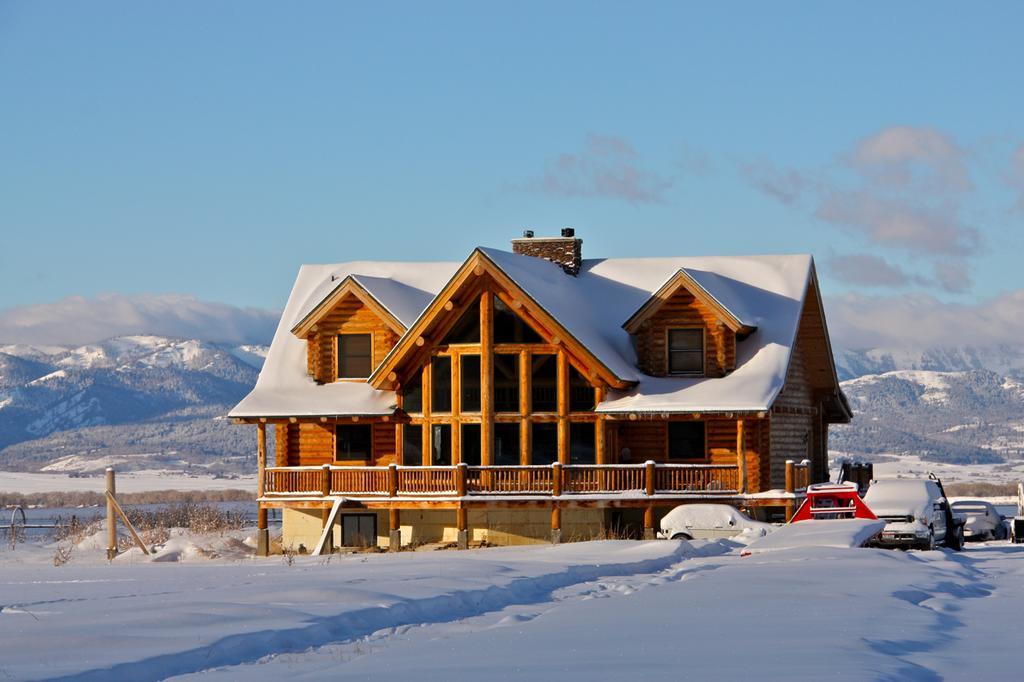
[
  {"left": 667, "top": 329, "right": 704, "bottom": 376},
  {"left": 336, "top": 424, "right": 373, "bottom": 461},
  {"left": 667, "top": 421, "right": 706, "bottom": 461},
  {"left": 337, "top": 333, "right": 372, "bottom": 379}
]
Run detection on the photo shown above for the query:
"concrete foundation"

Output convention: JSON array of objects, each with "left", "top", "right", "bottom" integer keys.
[{"left": 281, "top": 507, "right": 608, "bottom": 550}]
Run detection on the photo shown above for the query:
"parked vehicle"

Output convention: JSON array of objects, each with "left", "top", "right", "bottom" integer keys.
[
  {"left": 741, "top": 483, "right": 884, "bottom": 556},
  {"left": 862, "top": 477, "right": 964, "bottom": 551},
  {"left": 951, "top": 500, "right": 1007, "bottom": 541},
  {"left": 658, "top": 504, "right": 773, "bottom": 541}
]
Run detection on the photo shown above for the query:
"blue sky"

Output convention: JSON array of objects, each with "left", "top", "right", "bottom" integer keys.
[{"left": 2, "top": 2, "right": 1023, "bottom": 347}]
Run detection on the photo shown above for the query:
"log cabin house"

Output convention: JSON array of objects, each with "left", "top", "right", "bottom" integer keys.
[{"left": 230, "top": 230, "right": 851, "bottom": 554}]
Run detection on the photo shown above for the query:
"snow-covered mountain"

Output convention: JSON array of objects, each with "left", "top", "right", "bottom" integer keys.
[
  {"left": 833, "top": 348, "right": 1024, "bottom": 467},
  {"left": 0, "top": 336, "right": 267, "bottom": 474}
]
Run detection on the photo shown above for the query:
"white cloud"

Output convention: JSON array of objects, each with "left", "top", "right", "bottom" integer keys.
[
  {"left": 0, "top": 294, "right": 279, "bottom": 346},
  {"left": 540, "top": 133, "right": 673, "bottom": 204},
  {"left": 826, "top": 290, "right": 1024, "bottom": 350}
]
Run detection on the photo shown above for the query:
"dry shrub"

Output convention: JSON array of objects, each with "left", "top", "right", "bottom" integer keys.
[
  {"left": 944, "top": 482, "right": 1018, "bottom": 498},
  {"left": 0, "top": 489, "right": 253, "bottom": 509},
  {"left": 53, "top": 542, "right": 74, "bottom": 566},
  {"left": 123, "top": 503, "right": 247, "bottom": 536}
]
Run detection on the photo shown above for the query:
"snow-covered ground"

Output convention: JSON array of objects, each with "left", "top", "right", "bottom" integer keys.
[
  {"left": 833, "top": 452, "right": 1024, "bottom": 484},
  {"left": 0, "top": 470, "right": 254, "bottom": 494},
  {"left": 2, "top": 531, "right": 1022, "bottom": 681}
]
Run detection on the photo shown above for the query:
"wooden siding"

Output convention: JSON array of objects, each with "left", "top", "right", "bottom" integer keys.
[
  {"left": 278, "top": 420, "right": 397, "bottom": 467},
  {"left": 311, "top": 297, "right": 399, "bottom": 383},
  {"left": 769, "top": 329, "right": 817, "bottom": 488},
  {"left": 613, "top": 417, "right": 767, "bottom": 492},
  {"left": 633, "top": 287, "right": 735, "bottom": 378}
]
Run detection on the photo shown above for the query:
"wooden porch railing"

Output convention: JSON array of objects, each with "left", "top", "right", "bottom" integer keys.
[{"left": 264, "top": 461, "right": 741, "bottom": 498}]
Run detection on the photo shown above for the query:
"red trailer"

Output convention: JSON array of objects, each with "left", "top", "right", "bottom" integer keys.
[{"left": 790, "top": 482, "right": 878, "bottom": 523}]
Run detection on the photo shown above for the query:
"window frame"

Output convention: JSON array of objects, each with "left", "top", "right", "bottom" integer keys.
[
  {"left": 665, "top": 327, "right": 705, "bottom": 377},
  {"left": 335, "top": 423, "right": 374, "bottom": 463},
  {"left": 335, "top": 332, "right": 374, "bottom": 380},
  {"left": 665, "top": 420, "right": 708, "bottom": 462}
]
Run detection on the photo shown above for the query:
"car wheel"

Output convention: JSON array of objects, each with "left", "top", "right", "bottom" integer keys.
[
  {"left": 922, "top": 528, "right": 936, "bottom": 551},
  {"left": 670, "top": 533, "right": 693, "bottom": 541}
]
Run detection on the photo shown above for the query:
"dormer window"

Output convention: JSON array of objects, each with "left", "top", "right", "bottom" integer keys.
[
  {"left": 338, "top": 333, "right": 372, "bottom": 379},
  {"left": 668, "top": 328, "right": 704, "bottom": 376}
]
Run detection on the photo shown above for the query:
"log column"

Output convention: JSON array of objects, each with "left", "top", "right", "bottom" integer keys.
[
  {"left": 736, "top": 419, "right": 748, "bottom": 495},
  {"left": 556, "top": 350, "right": 569, "bottom": 464},
  {"left": 321, "top": 464, "right": 333, "bottom": 553},
  {"left": 551, "top": 462, "right": 562, "bottom": 543},
  {"left": 257, "top": 422, "right": 269, "bottom": 557},
  {"left": 519, "top": 349, "right": 531, "bottom": 466},
  {"left": 784, "top": 459, "right": 795, "bottom": 521},
  {"left": 451, "top": 350, "right": 461, "bottom": 464},
  {"left": 644, "top": 459, "right": 656, "bottom": 540},
  {"left": 421, "top": 361, "right": 432, "bottom": 466},
  {"left": 456, "top": 462, "right": 469, "bottom": 549},
  {"left": 480, "top": 292, "right": 494, "bottom": 467}
]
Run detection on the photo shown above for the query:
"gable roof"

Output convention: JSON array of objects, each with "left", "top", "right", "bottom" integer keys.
[
  {"left": 622, "top": 267, "right": 758, "bottom": 334},
  {"left": 230, "top": 249, "right": 826, "bottom": 418},
  {"left": 369, "top": 248, "right": 633, "bottom": 390}
]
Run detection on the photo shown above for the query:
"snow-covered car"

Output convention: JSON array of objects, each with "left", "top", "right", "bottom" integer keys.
[
  {"left": 740, "top": 518, "right": 885, "bottom": 556},
  {"left": 658, "top": 504, "right": 774, "bottom": 541},
  {"left": 951, "top": 500, "right": 1007, "bottom": 541},
  {"left": 862, "top": 478, "right": 964, "bottom": 551}
]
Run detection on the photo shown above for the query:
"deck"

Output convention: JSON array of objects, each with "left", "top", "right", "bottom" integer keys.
[{"left": 259, "top": 461, "right": 810, "bottom": 509}]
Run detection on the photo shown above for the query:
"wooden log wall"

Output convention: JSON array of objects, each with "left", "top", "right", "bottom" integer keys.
[
  {"left": 769, "top": 335, "right": 815, "bottom": 488},
  {"left": 309, "top": 297, "right": 399, "bottom": 383},
  {"left": 276, "top": 420, "right": 397, "bottom": 467},
  {"left": 633, "top": 287, "right": 735, "bottom": 377},
  {"left": 613, "top": 417, "right": 767, "bottom": 492}
]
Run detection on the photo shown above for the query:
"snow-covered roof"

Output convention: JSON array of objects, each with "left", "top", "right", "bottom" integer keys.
[
  {"left": 230, "top": 249, "right": 818, "bottom": 418},
  {"left": 231, "top": 261, "right": 458, "bottom": 418}
]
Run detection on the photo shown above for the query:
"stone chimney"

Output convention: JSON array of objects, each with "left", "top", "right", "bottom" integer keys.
[{"left": 511, "top": 228, "right": 583, "bottom": 276}]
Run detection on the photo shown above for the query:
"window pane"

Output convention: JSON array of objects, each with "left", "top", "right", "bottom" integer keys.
[
  {"left": 402, "top": 424, "right": 422, "bottom": 466},
  {"left": 669, "top": 329, "right": 703, "bottom": 351},
  {"left": 494, "top": 354, "right": 519, "bottom": 412},
  {"left": 338, "top": 334, "right": 372, "bottom": 378},
  {"left": 570, "top": 422, "right": 595, "bottom": 464},
  {"left": 403, "top": 371, "right": 423, "bottom": 413},
  {"left": 669, "top": 351, "right": 703, "bottom": 374},
  {"left": 494, "top": 423, "right": 521, "bottom": 466},
  {"left": 531, "top": 354, "right": 557, "bottom": 412},
  {"left": 461, "top": 355, "right": 481, "bottom": 412},
  {"left": 531, "top": 423, "right": 558, "bottom": 465},
  {"left": 432, "top": 356, "right": 452, "bottom": 412},
  {"left": 569, "top": 365, "right": 594, "bottom": 412},
  {"left": 461, "top": 423, "right": 481, "bottom": 466},
  {"left": 431, "top": 424, "right": 451, "bottom": 465},
  {"left": 667, "top": 422, "right": 705, "bottom": 460},
  {"left": 494, "top": 295, "right": 542, "bottom": 343},
  {"left": 336, "top": 424, "right": 372, "bottom": 460},
  {"left": 442, "top": 304, "right": 480, "bottom": 344}
]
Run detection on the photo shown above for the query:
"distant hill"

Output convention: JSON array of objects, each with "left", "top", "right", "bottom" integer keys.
[
  {"left": 0, "top": 336, "right": 267, "bottom": 475},
  {"left": 3, "top": 334, "right": 1022, "bottom": 479},
  {"left": 832, "top": 347, "right": 1024, "bottom": 467}
]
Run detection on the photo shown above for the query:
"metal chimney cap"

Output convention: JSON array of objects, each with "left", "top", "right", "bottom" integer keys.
[
  {"left": 522, "top": 229, "right": 534, "bottom": 238},
  {"left": 561, "top": 227, "right": 575, "bottom": 238}
]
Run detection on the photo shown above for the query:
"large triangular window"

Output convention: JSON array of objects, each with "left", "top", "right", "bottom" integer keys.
[
  {"left": 494, "top": 296, "right": 542, "bottom": 343},
  {"left": 442, "top": 304, "right": 480, "bottom": 344}
]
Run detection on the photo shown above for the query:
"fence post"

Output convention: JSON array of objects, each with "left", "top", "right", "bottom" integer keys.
[
  {"left": 106, "top": 467, "right": 117, "bottom": 560},
  {"left": 800, "top": 459, "right": 811, "bottom": 489},
  {"left": 645, "top": 460, "right": 656, "bottom": 497},
  {"left": 552, "top": 462, "right": 562, "bottom": 497},
  {"left": 456, "top": 462, "right": 468, "bottom": 497},
  {"left": 784, "top": 460, "right": 795, "bottom": 521},
  {"left": 388, "top": 463, "right": 399, "bottom": 498}
]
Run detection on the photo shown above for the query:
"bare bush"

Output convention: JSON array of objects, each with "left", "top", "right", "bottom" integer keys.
[
  {"left": 122, "top": 503, "right": 247, "bottom": 536},
  {"left": 944, "top": 482, "right": 1018, "bottom": 498},
  {"left": 53, "top": 542, "right": 74, "bottom": 566},
  {"left": 0, "top": 489, "right": 253, "bottom": 509}
]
